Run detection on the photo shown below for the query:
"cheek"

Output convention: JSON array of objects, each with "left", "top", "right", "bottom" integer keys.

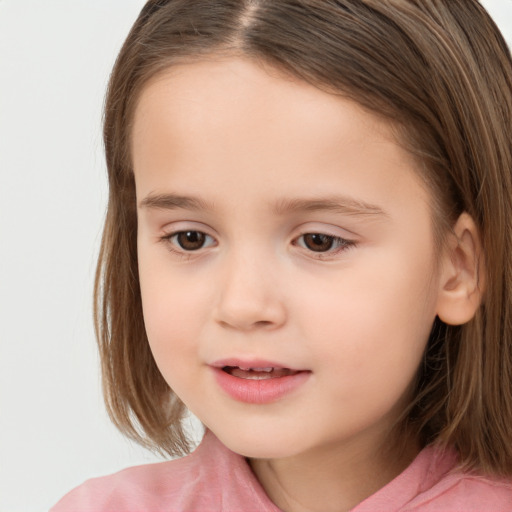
[
  {"left": 137, "top": 250, "right": 210, "bottom": 372},
  {"left": 298, "top": 245, "right": 438, "bottom": 380},
  {"left": 138, "top": 273, "right": 212, "bottom": 404}
]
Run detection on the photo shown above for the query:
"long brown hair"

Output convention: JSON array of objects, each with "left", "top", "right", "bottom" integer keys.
[{"left": 96, "top": 0, "right": 512, "bottom": 475}]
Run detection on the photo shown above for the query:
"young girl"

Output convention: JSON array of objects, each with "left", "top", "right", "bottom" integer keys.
[{"left": 53, "top": 0, "right": 512, "bottom": 510}]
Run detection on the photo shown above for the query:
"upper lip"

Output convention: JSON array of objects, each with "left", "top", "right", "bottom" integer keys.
[{"left": 210, "top": 358, "right": 305, "bottom": 371}]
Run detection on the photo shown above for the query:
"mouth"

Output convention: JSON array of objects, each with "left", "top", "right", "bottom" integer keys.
[
  {"left": 221, "top": 366, "right": 301, "bottom": 380},
  {"left": 210, "top": 359, "right": 311, "bottom": 404}
]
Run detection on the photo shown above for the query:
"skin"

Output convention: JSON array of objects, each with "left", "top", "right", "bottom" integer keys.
[{"left": 132, "top": 57, "right": 464, "bottom": 511}]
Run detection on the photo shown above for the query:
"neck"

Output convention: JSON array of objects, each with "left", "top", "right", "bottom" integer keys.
[{"left": 249, "top": 430, "right": 419, "bottom": 512}]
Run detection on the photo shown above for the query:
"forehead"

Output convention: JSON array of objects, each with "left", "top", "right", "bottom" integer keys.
[
  {"left": 132, "top": 56, "right": 399, "bottom": 159},
  {"left": 131, "top": 57, "right": 430, "bottom": 221}
]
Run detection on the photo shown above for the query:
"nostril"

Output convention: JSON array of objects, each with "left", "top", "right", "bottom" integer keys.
[{"left": 255, "top": 320, "right": 273, "bottom": 327}]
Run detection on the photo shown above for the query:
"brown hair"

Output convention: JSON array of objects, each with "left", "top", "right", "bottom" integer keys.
[{"left": 96, "top": 0, "right": 512, "bottom": 474}]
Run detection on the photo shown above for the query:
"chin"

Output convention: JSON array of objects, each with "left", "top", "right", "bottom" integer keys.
[{"left": 211, "top": 424, "right": 306, "bottom": 460}]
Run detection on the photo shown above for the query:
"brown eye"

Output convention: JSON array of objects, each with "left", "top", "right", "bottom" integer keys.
[
  {"left": 176, "top": 231, "right": 207, "bottom": 251},
  {"left": 302, "top": 233, "right": 335, "bottom": 252}
]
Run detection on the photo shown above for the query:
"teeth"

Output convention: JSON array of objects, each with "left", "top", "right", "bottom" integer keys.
[
  {"left": 243, "top": 373, "right": 274, "bottom": 380},
  {"left": 238, "top": 367, "right": 274, "bottom": 372},
  {"left": 223, "top": 366, "right": 299, "bottom": 380}
]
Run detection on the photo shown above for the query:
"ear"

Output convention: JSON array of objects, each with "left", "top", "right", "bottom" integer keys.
[{"left": 436, "top": 212, "right": 485, "bottom": 326}]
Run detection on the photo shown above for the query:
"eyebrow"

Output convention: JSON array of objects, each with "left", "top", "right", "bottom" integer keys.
[
  {"left": 139, "top": 192, "right": 388, "bottom": 218},
  {"left": 271, "top": 196, "right": 388, "bottom": 218},
  {"left": 139, "top": 193, "right": 215, "bottom": 212}
]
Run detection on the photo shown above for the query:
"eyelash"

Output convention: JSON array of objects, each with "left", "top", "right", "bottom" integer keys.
[
  {"left": 160, "top": 231, "right": 215, "bottom": 257},
  {"left": 293, "top": 233, "right": 356, "bottom": 257},
  {"left": 160, "top": 230, "right": 356, "bottom": 259}
]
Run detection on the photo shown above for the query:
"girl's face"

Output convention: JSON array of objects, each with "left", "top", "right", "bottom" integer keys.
[{"left": 133, "top": 57, "right": 442, "bottom": 461}]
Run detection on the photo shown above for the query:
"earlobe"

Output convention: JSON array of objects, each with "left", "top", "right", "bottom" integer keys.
[{"left": 436, "top": 213, "right": 485, "bottom": 326}]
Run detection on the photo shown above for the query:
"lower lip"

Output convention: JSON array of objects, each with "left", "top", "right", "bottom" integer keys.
[{"left": 211, "top": 367, "right": 310, "bottom": 404}]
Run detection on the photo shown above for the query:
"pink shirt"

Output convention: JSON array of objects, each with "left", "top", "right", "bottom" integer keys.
[{"left": 52, "top": 430, "right": 512, "bottom": 511}]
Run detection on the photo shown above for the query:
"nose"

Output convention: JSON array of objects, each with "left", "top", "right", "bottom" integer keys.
[{"left": 213, "top": 250, "right": 287, "bottom": 331}]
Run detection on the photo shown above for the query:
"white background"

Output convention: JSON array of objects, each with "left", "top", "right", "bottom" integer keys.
[{"left": 0, "top": 1, "right": 511, "bottom": 510}]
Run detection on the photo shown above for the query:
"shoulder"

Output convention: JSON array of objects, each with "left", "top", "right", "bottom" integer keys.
[
  {"left": 406, "top": 472, "right": 512, "bottom": 511},
  {"left": 355, "top": 445, "right": 512, "bottom": 511},
  {"left": 51, "top": 430, "right": 279, "bottom": 512},
  {"left": 403, "top": 447, "right": 512, "bottom": 511}
]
